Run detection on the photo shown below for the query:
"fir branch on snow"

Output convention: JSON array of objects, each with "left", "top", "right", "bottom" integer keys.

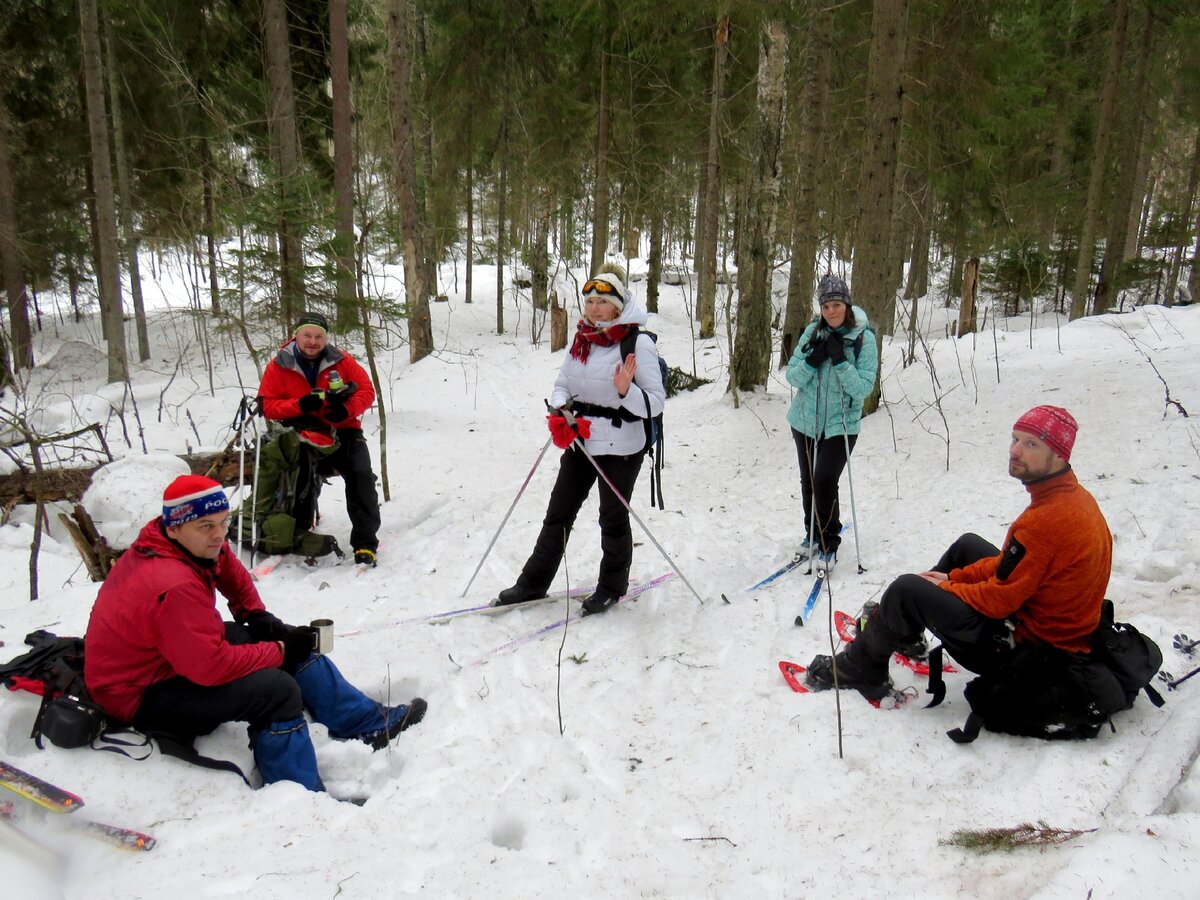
[{"left": 939, "top": 820, "right": 1097, "bottom": 853}]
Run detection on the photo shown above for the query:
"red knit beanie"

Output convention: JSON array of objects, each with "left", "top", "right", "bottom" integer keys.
[
  {"left": 1012, "top": 405, "right": 1078, "bottom": 461},
  {"left": 162, "top": 475, "right": 229, "bottom": 525}
]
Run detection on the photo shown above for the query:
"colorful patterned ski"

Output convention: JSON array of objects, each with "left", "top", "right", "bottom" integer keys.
[{"left": 0, "top": 761, "right": 156, "bottom": 851}]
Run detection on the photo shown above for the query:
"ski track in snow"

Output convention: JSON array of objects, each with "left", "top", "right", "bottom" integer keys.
[{"left": 1, "top": 266, "right": 1199, "bottom": 898}]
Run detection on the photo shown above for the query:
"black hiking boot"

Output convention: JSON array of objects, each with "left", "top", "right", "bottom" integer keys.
[
  {"left": 364, "top": 698, "right": 427, "bottom": 751},
  {"left": 353, "top": 549, "right": 377, "bottom": 567},
  {"left": 804, "top": 648, "right": 893, "bottom": 700},
  {"left": 581, "top": 589, "right": 621, "bottom": 616},
  {"left": 494, "top": 584, "right": 547, "bottom": 607},
  {"left": 858, "top": 600, "right": 928, "bottom": 661}
]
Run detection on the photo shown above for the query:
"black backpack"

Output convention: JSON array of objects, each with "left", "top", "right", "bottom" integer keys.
[
  {"left": 945, "top": 602, "right": 1165, "bottom": 744},
  {"left": 620, "top": 326, "right": 668, "bottom": 510}
]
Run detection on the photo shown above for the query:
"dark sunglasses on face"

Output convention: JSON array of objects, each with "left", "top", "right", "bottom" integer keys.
[{"left": 582, "top": 279, "right": 624, "bottom": 301}]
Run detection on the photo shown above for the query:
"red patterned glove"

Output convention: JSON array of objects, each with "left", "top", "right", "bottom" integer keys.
[{"left": 547, "top": 414, "right": 591, "bottom": 449}]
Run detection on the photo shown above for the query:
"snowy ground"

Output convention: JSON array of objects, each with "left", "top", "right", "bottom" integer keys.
[{"left": 2, "top": 262, "right": 1199, "bottom": 899}]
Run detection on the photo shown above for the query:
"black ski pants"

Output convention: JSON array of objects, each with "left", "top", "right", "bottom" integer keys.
[
  {"left": 867, "top": 532, "right": 1013, "bottom": 674},
  {"left": 133, "top": 624, "right": 302, "bottom": 738},
  {"left": 294, "top": 428, "right": 381, "bottom": 553},
  {"left": 792, "top": 429, "right": 857, "bottom": 552},
  {"left": 518, "top": 446, "right": 644, "bottom": 597}
]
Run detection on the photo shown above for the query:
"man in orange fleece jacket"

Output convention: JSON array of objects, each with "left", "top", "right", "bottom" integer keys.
[{"left": 805, "top": 405, "right": 1112, "bottom": 700}]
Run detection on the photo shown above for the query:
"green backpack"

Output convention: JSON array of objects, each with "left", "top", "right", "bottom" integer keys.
[{"left": 239, "top": 428, "right": 343, "bottom": 559}]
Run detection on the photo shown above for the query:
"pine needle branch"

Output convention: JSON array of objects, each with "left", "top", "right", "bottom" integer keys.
[{"left": 939, "top": 820, "right": 1097, "bottom": 854}]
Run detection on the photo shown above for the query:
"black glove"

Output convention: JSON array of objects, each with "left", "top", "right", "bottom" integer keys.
[
  {"left": 824, "top": 331, "right": 846, "bottom": 365},
  {"left": 281, "top": 626, "right": 317, "bottom": 673},
  {"left": 298, "top": 392, "right": 324, "bottom": 414},
  {"left": 325, "top": 399, "right": 349, "bottom": 423},
  {"left": 244, "top": 610, "right": 289, "bottom": 642},
  {"left": 805, "top": 338, "right": 829, "bottom": 368},
  {"left": 328, "top": 382, "right": 358, "bottom": 403}
]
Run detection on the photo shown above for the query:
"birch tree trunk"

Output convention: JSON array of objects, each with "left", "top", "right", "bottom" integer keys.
[
  {"left": 731, "top": 19, "right": 787, "bottom": 392},
  {"left": 387, "top": 0, "right": 433, "bottom": 361},
  {"left": 696, "top": 13, "right": 729, "bottom": 340},
  {"left": 1070, "top": 0, "right": 1130, "bottom": 320},
  {"left": 1166, "top": 127, "right": 1199, "bottom": 306},
  {"left": 79, "top": 0, "right": 128, "bottom": 383}
]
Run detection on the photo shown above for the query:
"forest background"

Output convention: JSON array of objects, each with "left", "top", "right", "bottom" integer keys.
[{"left": 1, "top": 0, "right": 1199, "bottom": 409}]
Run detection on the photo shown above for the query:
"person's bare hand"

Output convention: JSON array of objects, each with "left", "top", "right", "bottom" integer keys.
[
  {"left": 614, "top": 353, "right": 637, "bottom": 397},
  {"left": 919, "top": 570, "right": 948, "bottom": 585}
]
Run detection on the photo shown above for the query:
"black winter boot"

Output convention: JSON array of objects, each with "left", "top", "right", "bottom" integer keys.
[
  {"left": 493, "top": 584, "right": 547, "bottom": 606},
  {"left": 581, "top": 590, "right": 621, "bottom": 616},
  {"left": 804, "top": 644, "right": 892, "bottom": 700}
]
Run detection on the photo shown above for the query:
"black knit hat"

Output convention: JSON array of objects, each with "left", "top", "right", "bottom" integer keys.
[{"left": 293, "top": 312, "right": 330, "bottom": 335}]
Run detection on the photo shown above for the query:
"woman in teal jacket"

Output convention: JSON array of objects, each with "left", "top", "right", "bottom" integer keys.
[{"left": 785, "top": 275, "right": 878, "bottom": 563}]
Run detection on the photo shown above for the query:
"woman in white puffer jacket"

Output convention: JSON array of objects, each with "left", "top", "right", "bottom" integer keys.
[{"left": 495, "top": 265, "right": 666, "bottom": 615}]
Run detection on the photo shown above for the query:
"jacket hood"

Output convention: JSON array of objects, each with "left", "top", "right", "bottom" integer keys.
[{"left": 607, "top": 289, "right": 650, "bottom": 329}]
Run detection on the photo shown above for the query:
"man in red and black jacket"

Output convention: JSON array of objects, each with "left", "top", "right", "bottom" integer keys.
[
  {"left": 85, "top": 475, "right": 425, "bottom": 791},
  {"left": 257, "top": 312, "right": 381, "bottom": 566}
]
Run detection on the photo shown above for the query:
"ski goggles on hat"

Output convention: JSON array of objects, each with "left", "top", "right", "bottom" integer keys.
[{"left": 582, "top": 278, "right": 625, "bottom": 302}]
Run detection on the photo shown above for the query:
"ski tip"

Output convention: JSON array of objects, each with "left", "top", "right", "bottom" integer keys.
[{"left": 794, "top": 615, "right": 804, "bottom": 627}]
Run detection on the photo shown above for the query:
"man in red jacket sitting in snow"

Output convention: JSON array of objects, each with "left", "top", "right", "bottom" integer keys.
[
  {"left": 257, "top": 311, "right": 381, "bottom": 567},
  {"left": 85, "top": 475, "right": 425, "bottom": 791}
]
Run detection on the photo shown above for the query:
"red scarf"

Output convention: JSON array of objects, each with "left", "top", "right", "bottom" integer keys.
[{"left": 569, "top": 320, "right": 633, "bottom": 363}]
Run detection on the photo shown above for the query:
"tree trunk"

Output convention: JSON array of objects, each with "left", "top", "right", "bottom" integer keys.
[
  {"left": 387, "top": 0, "right": 433, "bottom": 362},
  {"left": 958, "top": 257, "right": 979, "bottom": 337},
  {"left": 781, "top": 2, "right": 831, "bottom": 367},
  {"left": 696, "top": 13, "right": 730, "bottom": 340},
  {"left": 1166, "top": 127, "right": 1200, "bottom": 306},
  {"left": 496, "top": 140, "right": 507, "bottom": 335},
  {"left": 1094, "top": 7, "right": 1152, "bottom": 316},
  {"left": 79, "top": 0, "right": 128, "bottom": 383},
  {"left": 104, "top": 24, "right": 149, "bottom": 363},
  {"left": 262, "top": 0, "right": 306, "bottom": 327},
  {"left": 465, "top": 130, "right": 473, "bottom": 303},
  {"left": 532, "top": 189, "right": 550, "bottom": 313},
  {"left": 589, "top": 38, "right": 612, "bottom": 275},
  {"left": 1070, "top": 0, "right": 1130, "bottom": 320},
  {"left": 330, "top": 0, "right": 359, "bottom": 324},
  {"left": 0, "top": 101, "right": 32, "bottom": 371},
  {"left": 646, "top": 201, "right": 662, "bottom": 313},
  {"left": 731, "top": 19, "right": 787, "bottom": 392},
  {"left": 853, "top": 0, "right": 909, "bottom": 411}
]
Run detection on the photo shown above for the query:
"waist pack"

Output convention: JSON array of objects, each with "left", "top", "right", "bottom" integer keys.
[
  {"left": 0, "top": 631, "right": 150, "bottom": 756},
  {"left": 947, "top": 601, "right": 1165, "bottom": 743}
]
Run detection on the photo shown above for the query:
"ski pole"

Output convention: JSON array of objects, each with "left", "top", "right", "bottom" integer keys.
[
  {"left": 840, "top": 401, "right": 865, "bottom": 574},
  {"left": 1167, "top": 664, "right": 1200, "bottom": 690},
  {"left": 558, "top": 407, "right": 703, "bottom": 604},
  {"left": 460, "top": 433, "right": 555, "bottom": 598},
  {"left": 250, "top": 402, "right": 263, "bottom": 566}
]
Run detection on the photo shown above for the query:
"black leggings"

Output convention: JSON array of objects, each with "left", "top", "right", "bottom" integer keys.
[
  {"left": 792, "top": 429, "right": 857, "bottom": 552},
  {"left": 519, "top": 447, "right": 644, "bottom": 596}
]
